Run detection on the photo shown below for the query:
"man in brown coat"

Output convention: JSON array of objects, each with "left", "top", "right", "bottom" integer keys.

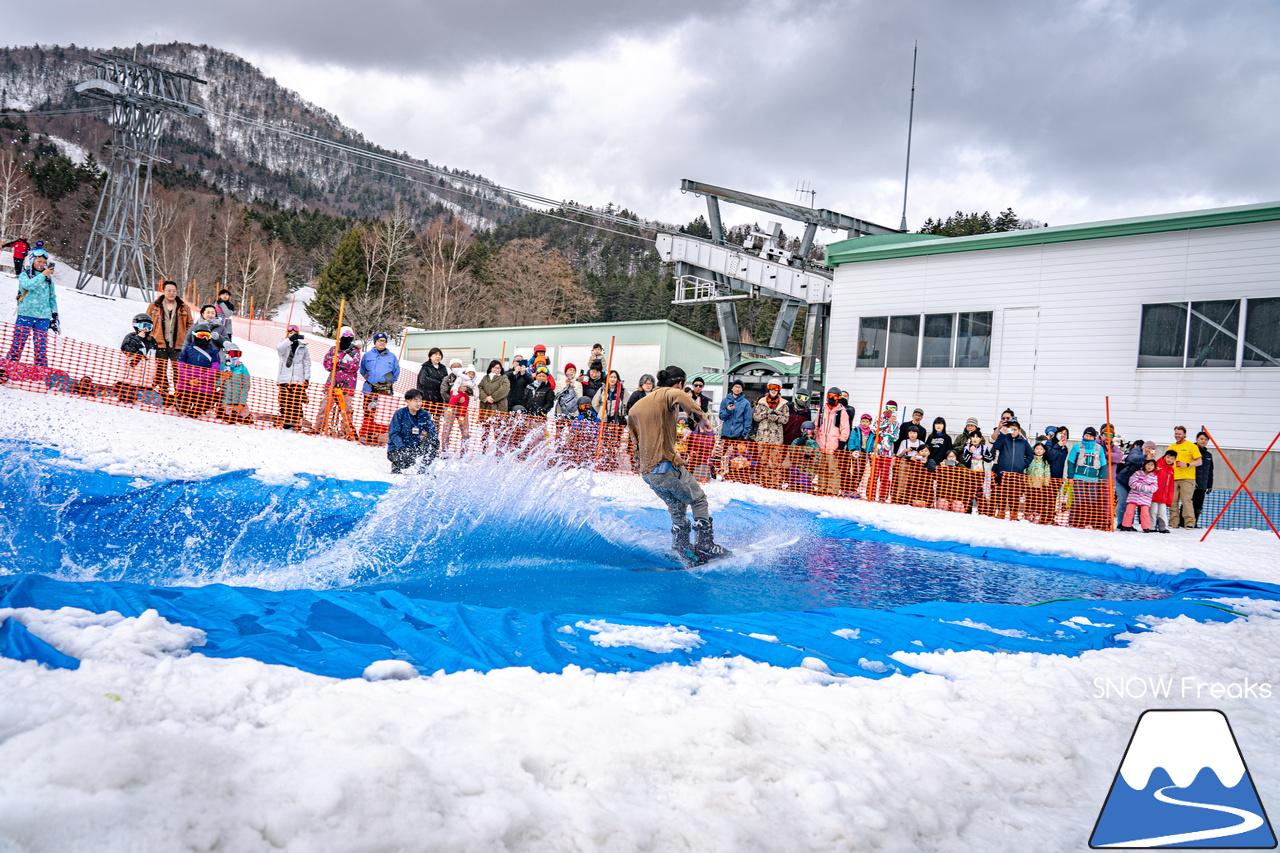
[
  {"left": 146, "top": 280, "right": 192, "bottom": 396},
  {"left": 628, "top": 365, "right": 730, "bottom": 563}
]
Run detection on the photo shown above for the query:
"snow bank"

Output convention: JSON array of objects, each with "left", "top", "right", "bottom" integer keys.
[{"left": 0, "top": 599, "right": 1276, "bottom": 852}]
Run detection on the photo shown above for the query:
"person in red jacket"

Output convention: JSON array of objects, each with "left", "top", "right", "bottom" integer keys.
[
  {"left": 1151, "top": 449, "right": 1177, "bottom": 533},
  {"left": 3, "top": 237, "right": 30, "bottom": 275}
]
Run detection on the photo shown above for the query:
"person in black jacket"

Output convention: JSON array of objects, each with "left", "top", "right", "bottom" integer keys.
[
  {"left": 524, "top": 366, "right": 555, "bottom": 415},
  {"left": 1046, "top": 426, "right": 1070, "bottom": 479},
  {"left": 688, "top": 376, "right": 712, "bottom": 412},
  {"left": 416, "top": 347, "right": 449, "bottom": 406},
  {"left": 990, "top": 421, "right": 1034, "bottom": 520},
  {"left": 506, "top": 357, "right": 532, "bottom": 415},
  {"left": 924, "top": 418, "right": 953, "bottom": 470},
  {"left": 627, "top": 374, "right": 655, "bottom": 412},
  {"left": 1193, "top": 430, "right": 1214, "bottom": 522}
]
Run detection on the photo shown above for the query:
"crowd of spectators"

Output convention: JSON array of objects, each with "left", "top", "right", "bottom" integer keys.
[{"left": 0, "top": 256, "right": 1219, "bottom": 533}]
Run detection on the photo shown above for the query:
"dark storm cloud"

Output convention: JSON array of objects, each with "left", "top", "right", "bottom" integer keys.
[{"left": 11, "top": 0, "right": 743, "bottom": 72}]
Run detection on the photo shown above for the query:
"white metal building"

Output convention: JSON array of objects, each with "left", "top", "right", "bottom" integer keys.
[{"left": 824, "top": 202, "right": 1280, "bottom": 456}]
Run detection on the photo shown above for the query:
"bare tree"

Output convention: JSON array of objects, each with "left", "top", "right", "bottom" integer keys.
[
  {"left": 257, "top": 239, "right": 287, "bottom": 322},
  {"left": 362, "top": 202, "right": 414, "bottom": 311},
  {"left": 0, "top": 151, "right": 33, "bottom": 239},
  {"left": 484, "top": 238, "right": 595, "bottom": 327},
  {"left": 405, "top": 215, "right": 477, "bottom": 329}
]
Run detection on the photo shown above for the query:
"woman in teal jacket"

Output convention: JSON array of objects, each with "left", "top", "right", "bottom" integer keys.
[{"left": 8, "top": 254, "right": 59, "bottom": 367}]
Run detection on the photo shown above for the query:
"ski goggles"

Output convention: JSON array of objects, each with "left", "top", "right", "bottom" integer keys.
[
  {"left": 135, "top": 321, "right": 153, "bottom": 330},
  {"left": 227, "top": 350, "right": 242, "bottom": 358},
  {"left": 194, "top": 330, "right": 212, "bottom": 340}
]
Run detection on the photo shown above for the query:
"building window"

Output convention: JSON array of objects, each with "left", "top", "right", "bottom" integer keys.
[
  {"left": 856, "top": 316, "right": 887, "bottom": 367},
  {"left": 955, "top": 311, "right": 993, "bottom": 368},
  {"left": 1138, "top": 299, "right": 1275, "bottom": 368},
  {"left": 887, "top": 315, "right": 920, "bottom": 367},
  {"left": 1137, "top": 303, "right": 1188, "bottom": 368},
  {"left": 855, "top": 311, "right": 991, "bottom": 368},
  {"left": 1243, "top": 297, "right": 1280, "bottom": 368},
  {"left": 921, "top": 314, "right": 955, "bottom": 368}
]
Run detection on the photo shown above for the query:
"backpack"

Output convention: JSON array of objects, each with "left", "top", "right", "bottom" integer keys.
[{"left": 556, "top": 385, "right": 578, "bottom": 416}]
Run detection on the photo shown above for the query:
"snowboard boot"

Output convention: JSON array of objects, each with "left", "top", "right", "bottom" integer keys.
[
  {"left": 692, "top": 518, "right": 729, "bottom": 561},
  {"left": 671, "top": 520, "right": 692, "bottom": 554}
]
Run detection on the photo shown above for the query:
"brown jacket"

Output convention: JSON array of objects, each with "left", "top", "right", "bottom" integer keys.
[
  {"left": 628, "top": 385, "right": 702, "bottom": 473},
  {"left": 147, "top": 296, "right": 193, "bottom": 350},
  {"left": 477, "top": 373, "right": 511, "bottom": 412}
]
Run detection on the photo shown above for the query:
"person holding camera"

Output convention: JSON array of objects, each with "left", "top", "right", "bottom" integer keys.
[{"left": 8, "top": 253, "right": 59, "bottom": 368}]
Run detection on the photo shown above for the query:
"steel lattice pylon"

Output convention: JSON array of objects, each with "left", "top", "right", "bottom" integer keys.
[{"left": 74, "top": 55, "right": 205, "bottom": 299}]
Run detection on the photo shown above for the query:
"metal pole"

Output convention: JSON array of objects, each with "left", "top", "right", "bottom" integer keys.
[{"left": 899, "top": 41, "right": 918, "bottom": 233}]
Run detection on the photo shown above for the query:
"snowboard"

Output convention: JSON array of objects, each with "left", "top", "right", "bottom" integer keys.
[{"left": 679, "top": 546, "right": 734, "bottom": 568}]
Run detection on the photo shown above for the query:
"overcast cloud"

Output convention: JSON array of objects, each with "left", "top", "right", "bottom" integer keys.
[{"left": 11, "top": 1, "right": 1280, "bottom": 233}]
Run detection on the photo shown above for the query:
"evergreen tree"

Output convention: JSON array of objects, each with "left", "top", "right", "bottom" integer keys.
[
  {"left": 308, "top": 226, "right": 366, "bottom": 332},
  {"left": 919, "top": 208, "right": 1032, "bottom": 236}
]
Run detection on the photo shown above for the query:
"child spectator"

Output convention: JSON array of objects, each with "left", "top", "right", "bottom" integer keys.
[
  {"left": 1024, "top": 442, "right": 1054, "bottom": 524},
  {"left": 177, "top": 323, "right": 222, "bottom": 418},
  {"left": 117, "top": 313, "right": 157, "bottom": 403},
  {"left": 961, "top": 431, "right": 992, "bottom": 514},
  {"left": 1121, "top": 459, "right": 1159, "bottom": 532},
  {"left": 786, "top": 421, "right": 820, "bottom": 492},
  {"left": 1151, "top": 449, "right": 1177, "bottom": 533},
  {"left": 935, "top": 449, "right": 967, "bottom": 512},
  {"left": 218, "top": 347, "right": 251, "bottom": 424}
]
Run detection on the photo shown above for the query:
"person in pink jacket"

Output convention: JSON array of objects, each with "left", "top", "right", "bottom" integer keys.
[
  {"left": 323, "top": 327, "right": 362, "bottom": 392},
  {"left": 814, "top": 385, "right": 852, "bottom": 495},
  {"left": 1121, "top": 459, "right": 1159, "bottom": 532}
]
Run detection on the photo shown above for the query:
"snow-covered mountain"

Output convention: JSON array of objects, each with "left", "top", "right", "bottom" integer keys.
[{"left": 0, "top": 42, "right": 510, "bottom": 229}]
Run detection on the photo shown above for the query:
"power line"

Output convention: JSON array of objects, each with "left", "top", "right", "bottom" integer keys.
[{"left": 202, "top": 106, "right": 670, "bottom": 238}]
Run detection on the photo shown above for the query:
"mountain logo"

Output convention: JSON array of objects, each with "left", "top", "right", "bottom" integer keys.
[{"left": 1090, "top": 709, "right": 1276, "bottom": 848}]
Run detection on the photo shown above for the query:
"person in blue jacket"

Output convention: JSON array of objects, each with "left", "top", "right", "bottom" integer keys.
[
  {"left": 990, "top": 420, "right": 1034, "bottom": 520},
  {"left": 359, "top": 332, "right": 401, "bottom": 439},
  {"left": 1066, "top": 426, "right": 1110, "bottom": 530},
  {"left": 8, "top": 254, "right": 59, "bottom": 367},
  {"left": 387, "top": 389, "right": 439, "bottom": 474},
  {"left": 718, "top": 380, "right": 754, "bottom": 480}
]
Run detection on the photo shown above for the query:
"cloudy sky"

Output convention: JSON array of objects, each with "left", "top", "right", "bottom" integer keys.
[{"left": 10, "top": 1, "right": 1280, "bottom": 233}]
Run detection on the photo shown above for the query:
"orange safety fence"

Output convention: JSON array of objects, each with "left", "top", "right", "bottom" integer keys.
[{"left": 0, "top": 319, "right": 1251, "bottom": 533}]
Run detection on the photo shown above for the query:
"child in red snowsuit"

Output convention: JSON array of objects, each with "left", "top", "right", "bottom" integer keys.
[{"left": 1151, "top": 451, "right": 1177, "bottom": 533}]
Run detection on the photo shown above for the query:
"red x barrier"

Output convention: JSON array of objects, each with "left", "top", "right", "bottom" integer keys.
[{"left": 1199, "top": 428, "right": 1280, "bottom": 542}]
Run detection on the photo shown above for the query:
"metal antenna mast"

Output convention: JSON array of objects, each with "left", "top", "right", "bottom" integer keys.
[
  {"left": 73, "top": 54, "right": 205, "bottom": 298},
  {"left": 899, "top": 41, "right": 918, "bottom": 233}
]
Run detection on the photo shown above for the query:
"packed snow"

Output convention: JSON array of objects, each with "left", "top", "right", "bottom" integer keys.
[{"left": 2, "top": 249, "right": 1279, "bottom": 852}]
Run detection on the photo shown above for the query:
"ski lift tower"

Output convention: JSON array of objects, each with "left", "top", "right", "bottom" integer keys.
[
  {"left": 657, "top": 179, "right": 899, "bottom": 399},
  {"left": 73, "top": 54, "right": 205, "bottom": 299}
]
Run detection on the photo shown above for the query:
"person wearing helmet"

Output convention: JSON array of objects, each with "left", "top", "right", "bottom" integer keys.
[
  {"left": 8, "top": 253, "right": 59, "bottom": 369},
  {"left": 2, "top": 236, "right": 29, "bottom": 275},
  {"left": 218, "top": 345, "right": 252, "bottom": 424},
  {"left": 524, "top": 365, "right": 555, "bottom": 416},
  {"left": 753, "top": 381, "right": 791, "bottom": 490},
  {"left": 115, "top": 314, "right": 158, "bottom": 404},
  {"left": 175, "top": 322, "right": 221, "bottom": 418},
  {"left": 784, "top": 419, "right": 820, "bottom": 492}
]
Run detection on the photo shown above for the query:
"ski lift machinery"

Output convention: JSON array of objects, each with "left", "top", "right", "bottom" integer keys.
[{"left": 656, "top": 179, "right": 900, "bottom": 400}]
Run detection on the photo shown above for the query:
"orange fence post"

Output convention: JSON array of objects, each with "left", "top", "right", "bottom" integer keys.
[
  {"left": 1104, "top": 397, "right": 1115, "bottom": 531},
  {"left": 1199, "top": 428, "right": 1280, "bottom": 541}
]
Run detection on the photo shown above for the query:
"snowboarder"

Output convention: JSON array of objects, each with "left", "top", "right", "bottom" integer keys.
[{"left": 627, "top": 365, "right": 729, "bottom": 565}]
